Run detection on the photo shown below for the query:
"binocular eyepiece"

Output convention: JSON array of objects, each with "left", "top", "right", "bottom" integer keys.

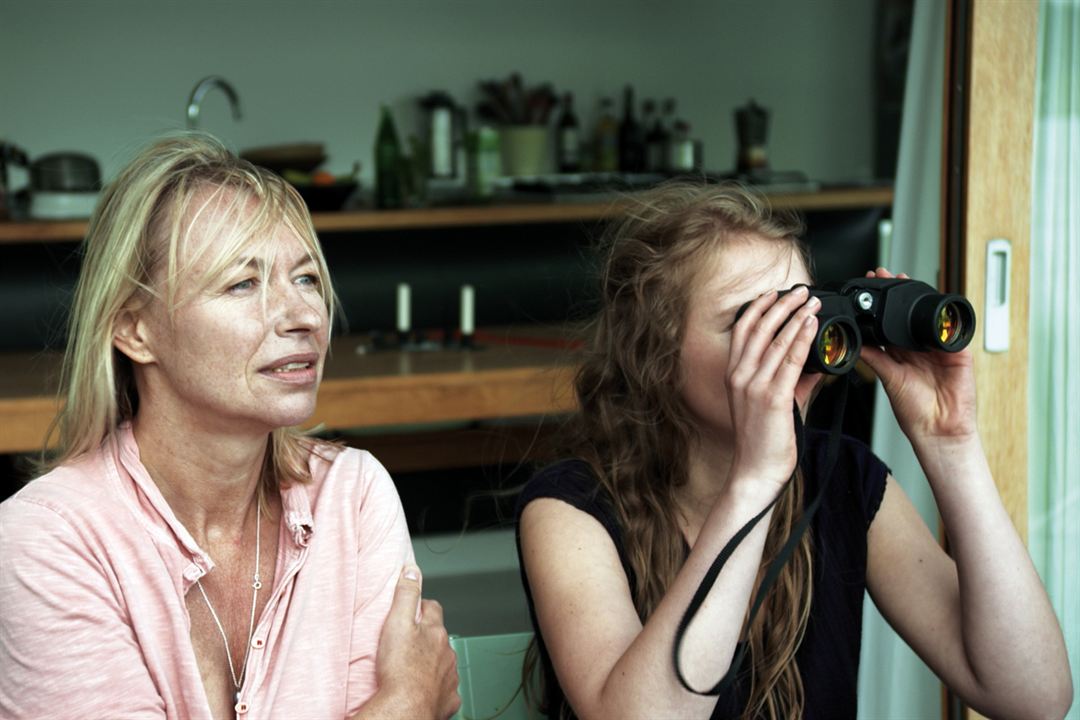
[{"left": 737, "top": 278, "right": 977, "bottom": 375}]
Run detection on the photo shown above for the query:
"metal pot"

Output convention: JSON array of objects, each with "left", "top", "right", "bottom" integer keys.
[{"left": 30, "top": 152, "right": 101, "bottom": 192}]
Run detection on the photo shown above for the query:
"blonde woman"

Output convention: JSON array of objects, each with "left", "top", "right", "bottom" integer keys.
[
  {"left": 516, "top": 183, "right": 1072, "bottom": 719},
  {"left": 0, "top": 135, "right": 460, "bottom": 719}
]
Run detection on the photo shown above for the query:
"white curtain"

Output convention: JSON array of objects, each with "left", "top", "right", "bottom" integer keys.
[
  {"left": 1028, "top": 1, "right": 1080, "bottom": 718},
  {"left": 857, "top": 0, "right": 945, "bottom": 716}
]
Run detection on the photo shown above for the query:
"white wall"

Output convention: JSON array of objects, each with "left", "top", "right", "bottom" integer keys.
[{"left": 1, "top": 0, "right": 876, "bottom": 186}]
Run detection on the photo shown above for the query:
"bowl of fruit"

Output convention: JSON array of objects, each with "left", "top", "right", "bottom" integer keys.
[{"left": 282, "top": 165, "right": 360, "bottom": 213}]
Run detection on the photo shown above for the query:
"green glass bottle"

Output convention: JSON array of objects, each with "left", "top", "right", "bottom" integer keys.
[{"left": 374, "top": 105, "right": 403, "bottom": 209}]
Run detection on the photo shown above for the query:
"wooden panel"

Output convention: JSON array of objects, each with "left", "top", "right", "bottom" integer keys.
[
  {"left": 313, "top": 364, "right": 577, "bottom": 430},
  {"left": 962, "top": 0, "right": 1037, "bottom": 539},
  {"left": 961, "top": 0, "right": 1036, "bottom": 708},
  {"left": 0, "top": 396, "right": 61, "bottom": 456},
  {"left": 0, "top": 335, "right": 579, "bottom": 455},
  {"left": 0, "top": 187, "right": 894, "bottom": 244}
]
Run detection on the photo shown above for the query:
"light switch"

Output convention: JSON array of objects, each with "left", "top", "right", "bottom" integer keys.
[{"left": 983, "top": 238, "right": 1011, "bottom": 353}]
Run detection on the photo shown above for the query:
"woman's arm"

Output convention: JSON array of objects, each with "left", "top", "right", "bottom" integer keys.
[
  {"left": 344, "top": 454, "right": 460, "bottom": 720},
  {"left": 0, "top": 499, "right": 167, "bottom": 719},
  {"left": 861, "top": 268, "right": 1072, "bottom": 720},
  {"left": 521, "top": 286, "right": 823, "bottom": 720},
  {"left": 351, "top": 567, "right": 460, "bottom": 720},
  {"left": 521, "top": 486, "right": 773, "bottom": 720},
  {"left": 868, "top": 470, "right": 1071, "bottom": 720}
]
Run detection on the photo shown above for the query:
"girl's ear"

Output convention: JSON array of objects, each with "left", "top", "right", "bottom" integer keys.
[{"left": 113, "top": 308, "right": 157, "bottom": 365}]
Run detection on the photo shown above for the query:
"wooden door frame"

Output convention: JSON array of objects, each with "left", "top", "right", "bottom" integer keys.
[{"left": 943, "top": 0, "right": 1039, "bottom": 718}]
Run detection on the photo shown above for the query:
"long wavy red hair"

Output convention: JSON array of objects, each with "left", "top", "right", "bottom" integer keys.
[{"left": 526, "top": 181, "right": 815, "bottom": 719}]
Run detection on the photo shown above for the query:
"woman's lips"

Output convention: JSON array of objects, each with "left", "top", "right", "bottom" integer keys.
[{"left": 259, "top": 355, "right": 320, "bottom": 385}]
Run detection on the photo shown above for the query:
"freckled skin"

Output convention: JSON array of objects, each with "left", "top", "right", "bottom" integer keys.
[
  {"left": 135, "top": 211, "right": 329, "bottom": 438},
  {"left": 679, "top": 238, "right": 813, "bottom": 439}
]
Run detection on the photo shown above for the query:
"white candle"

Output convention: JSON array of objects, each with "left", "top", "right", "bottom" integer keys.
[
  {"left": 396, "top": 283, "right": 411, "bottom": 333},
  {"left": 460, "top": 284, "right": 475, "bottom": 335}
]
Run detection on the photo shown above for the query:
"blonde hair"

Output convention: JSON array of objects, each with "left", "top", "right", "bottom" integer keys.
[
  {"left": 46, "top": 132, "right": 338, "bottom": 492},
  {"left": 528, "top": 181, "right": 814, "bottom": 719}
]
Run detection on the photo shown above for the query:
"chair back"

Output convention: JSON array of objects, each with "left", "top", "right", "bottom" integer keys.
[{"left": 450, "top": 631, "right": 543, "bottom": 720}]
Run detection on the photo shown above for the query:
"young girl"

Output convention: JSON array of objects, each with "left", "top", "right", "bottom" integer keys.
[{"left": 516, "top": 183, "right": 1071, "bottom": 719}]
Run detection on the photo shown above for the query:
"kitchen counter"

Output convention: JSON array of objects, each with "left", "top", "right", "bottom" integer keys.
[{"left": 0, "top": 330, "right": 579, "bottom": 455}]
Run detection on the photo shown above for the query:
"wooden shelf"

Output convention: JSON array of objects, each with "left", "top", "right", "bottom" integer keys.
[
  {"left": 0, "top": 333, "right": 579, "bottom": 455},
  {"left": 0, "top": 186, "right": 893, "bottom": 244}
]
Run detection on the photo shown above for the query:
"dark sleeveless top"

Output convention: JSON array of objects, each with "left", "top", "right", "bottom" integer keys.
[{"left": 514, "top": 429, "right": 889, "bottom": 719}]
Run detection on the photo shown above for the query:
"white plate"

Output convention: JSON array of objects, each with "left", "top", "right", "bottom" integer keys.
[{"left": 29, "top": 191, "right": 99, "bottom": 219}]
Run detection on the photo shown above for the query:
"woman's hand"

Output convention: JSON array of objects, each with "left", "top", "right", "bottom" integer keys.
[
  {"left": 366, "top": 566, "right": 461, "bottom": 720},
  {"left": 857, "top": 268, "right": 978, "bottom": 445},
  {"left": 726, "top": 285, "right": 823, "bottom": 491}
]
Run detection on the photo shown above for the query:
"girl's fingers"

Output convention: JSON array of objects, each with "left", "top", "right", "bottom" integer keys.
[
  {"left": 869, "top": 266, "right": 911, "bottom": 280},
  {"left": 771, "top": 313, "right": 819, "bottom": 394},
  {"left": 729, "top": 289, "right": 777, "bottom": 366},
  {"left": 752, "top": 295, "right": 820, "bottom": 383},
  {"left": 735, "top": 286, "right": 812, "bottom": 370}
]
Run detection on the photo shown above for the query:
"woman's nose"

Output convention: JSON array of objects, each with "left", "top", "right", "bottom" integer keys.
[{"left": 272, "top": 283, "right": 325, "bottom": 335}]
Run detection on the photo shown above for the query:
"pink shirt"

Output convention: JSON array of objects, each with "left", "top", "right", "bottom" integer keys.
[{"left": 0, "top": 425, "right": 413, "bottom": 719}]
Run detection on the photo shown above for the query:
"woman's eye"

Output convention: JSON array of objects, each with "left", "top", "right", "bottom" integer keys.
[
  {"left": 296, "top": 273, "right": 321, "bottom": 288},
  {"left": 227, "top": 278, "right": 257, "bottom": 293}
]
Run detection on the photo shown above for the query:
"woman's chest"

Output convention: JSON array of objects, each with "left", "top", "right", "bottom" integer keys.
[{"left": 185, "top": 530, "right": 279, "bottom": 718}]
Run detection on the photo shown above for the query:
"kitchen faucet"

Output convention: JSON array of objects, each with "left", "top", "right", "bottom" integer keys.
[{"left": 186, "top": 76, "right": 242, "bottom": 129}]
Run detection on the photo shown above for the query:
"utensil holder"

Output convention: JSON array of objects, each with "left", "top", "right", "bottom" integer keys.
[{"left": 499, "top": 126, "right": 549, "bottom": 177}]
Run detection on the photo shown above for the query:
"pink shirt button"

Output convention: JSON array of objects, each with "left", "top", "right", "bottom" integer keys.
[
  {"left": 252, "top": 637, "right": 265, "bottom": 649},
  {"left": 235, "top": 701, "right": 249, "bottom": 714}
]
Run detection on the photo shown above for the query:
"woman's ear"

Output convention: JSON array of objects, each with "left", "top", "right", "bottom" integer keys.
[{"left": 113, "top": 308, "right": 156, "bottom": 365}]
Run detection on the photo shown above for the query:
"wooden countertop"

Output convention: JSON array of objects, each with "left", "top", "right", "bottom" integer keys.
[
  {"left": 0, "top": 332, "right": 580, "bottom": 455},
  {"left": 0, "top": 186, "right": 893, "bottom": 244}
]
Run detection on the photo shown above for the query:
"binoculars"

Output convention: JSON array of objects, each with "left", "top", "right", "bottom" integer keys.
[{"left": 738, "top": 277, "right": 977, "bottom": 375}]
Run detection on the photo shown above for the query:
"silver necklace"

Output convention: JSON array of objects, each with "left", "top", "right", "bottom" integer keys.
[{"left": 195, "top": 504, "right": 262, "bottom": 702}]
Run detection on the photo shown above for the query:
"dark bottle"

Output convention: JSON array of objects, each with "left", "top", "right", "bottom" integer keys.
[
  {"left": 657, "top": 98, "right": 677, "bottom": 173},
  {"left": 593, "top": 98, "right": 619, "bottom": 173},
  {"left": 374, "top": 104, "right": 403, "bottom": 209},
  {"left": 645, "top": 98, "right": 670, "bottom": 173},
  {"left": 618, "top": 85, "right": 646, "bottom": 173},
  {"left": 556, "top": 92, "right": 582, "bottom": 173}
]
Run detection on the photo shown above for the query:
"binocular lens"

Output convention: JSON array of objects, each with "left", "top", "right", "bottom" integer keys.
[
  {"left": 937, "top": 303, "right": 964, "bottom": 347},
  {"left": 810, "top": 317, "right": 860, "bottom": 375},
  {"left": 820, "top": 323, "right": 849, "bottom": 368}
]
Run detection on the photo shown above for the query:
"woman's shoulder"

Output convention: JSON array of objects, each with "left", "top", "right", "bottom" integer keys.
[
  {"left": 1, "top": 450, "right": 116, "bottom": 527},
  {"left": 519, "top": 458, "right": 605, "bottom": 508},
  {"left": 516, "top": 459, "right": 624, "bottom": 538},
  {"left": 0, "top": 451, "right": 129, "bottom": 571},
  {"left": 301, "top": 442, "right": 400, "bottom": 506}
]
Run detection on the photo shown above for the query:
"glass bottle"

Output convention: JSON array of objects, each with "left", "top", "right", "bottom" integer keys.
[
  {"left": 374, "top": 105, "right": 403, "bottom": 209},
  {"left": 645, "top": 99, "right": 669, "bottom": 173},
  {"left": 556, "top": 92, "right": 581, "bottom": 173},
  {"left": 618, "top": 85, "right": 645, "bottom": 173},
  {"left": 593, "top": 98, "right": 619, "bottom": 173}
]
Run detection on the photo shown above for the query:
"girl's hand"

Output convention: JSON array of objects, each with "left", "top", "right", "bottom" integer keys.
[
  {"left": 858, "top": 268, "right": 978, "bottom": 444},
  {"left": 726, "top": 285, "right": 823, "bottom": 491}
]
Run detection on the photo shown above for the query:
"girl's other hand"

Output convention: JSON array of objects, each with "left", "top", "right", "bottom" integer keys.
[{"left": 857, "top": 268, "right": 978, "bottom": 444}]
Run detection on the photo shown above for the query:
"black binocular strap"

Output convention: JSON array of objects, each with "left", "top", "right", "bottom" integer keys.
[{"left": 673, "top": 374, "right": 850, "bottom": 697}]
